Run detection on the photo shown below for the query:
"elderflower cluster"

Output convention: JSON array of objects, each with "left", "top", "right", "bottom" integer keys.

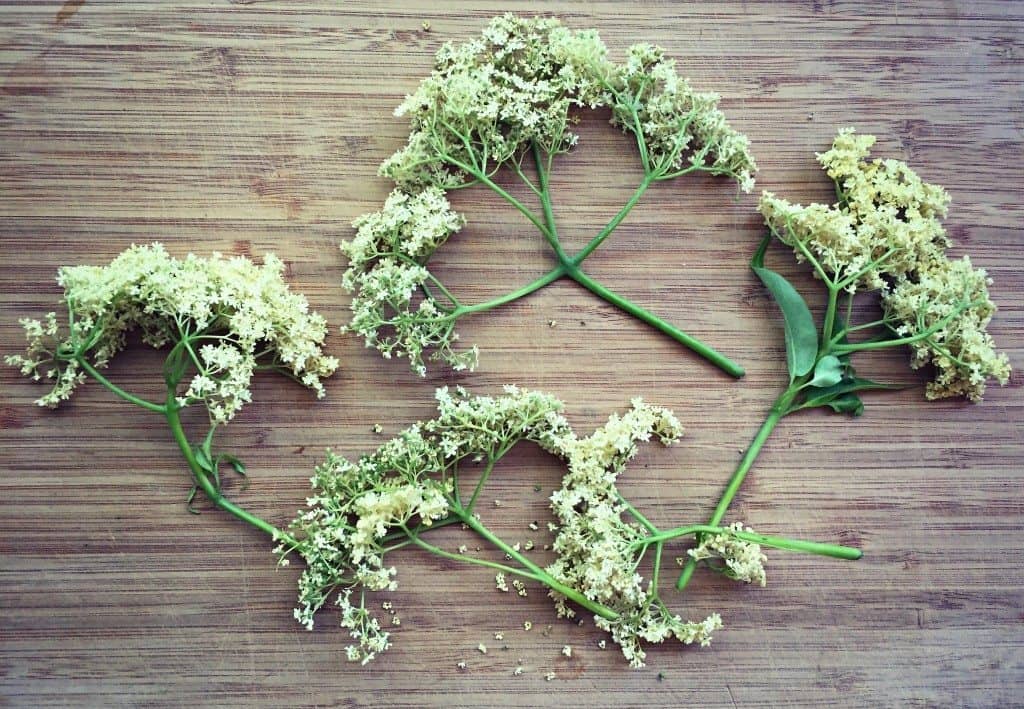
[
  {"left": 341, "top": 188, "right": 476, "bottom": 375},
  {"left": 882, "top": 256, "right": 1010, "bottom": 401},
  {"left": 544, "top": 400, "right": 726, "bottom": 667},
  {"left": 608, "top": 44, "right": 757, "bottom": 190},
  {"left": 381, "top": 14, "right": 610, "bottom": 188},
  {"left": 760, "top": 129, "right": 949, "bottom": 290},
  {"left": 758, "top": 129, "right": 1009, "bottom": 401},
  {"left": 346, "top": 14, "right": 757, "bottom": 375},
  {"left": 281, "top": 386, "right": 737, "bottom": 667},
  {"left": 688, "top": 522, "right": 767, "bottom": 586},
  {"left": 279, "top": 385, "right": 572, "bottom": 661},
  {"left": 6, "top": 243, "right": 339, "bottom": 420}
]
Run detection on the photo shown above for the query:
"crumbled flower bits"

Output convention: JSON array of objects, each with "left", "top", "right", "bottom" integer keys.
[{"left": 344, "top": 13, "right": 753, "bottom": 377}]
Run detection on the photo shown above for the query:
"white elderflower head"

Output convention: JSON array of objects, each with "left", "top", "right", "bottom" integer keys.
[
  {"left": 756, "top": 129, "right": 1009, "bottom": 401},
  {"left": 7, "top": 243, "right": 339, "bottom": 421},
  {"left": 342, "top": 188, "right": 477, "bottom": 376},
  {"left": 882, "top": 256, "right": 1010, "bottom": 401},
  {"left": 688, "top": 522, "right": 767, "bottom": 586},
  {"left": 607, "top": 44, "right": 756, "bottom": 189},
  {"left": 543, "top": 400, "right": 721, "bottom": 666},
  {"left": 282, "top": 386, "right": 572, "bottom": 657},
  {"left": 381, "top": 14, "right": 610, "bottom": 188},
  {"left": 759, "top": 128, "right": 950, "bottom": 291}
]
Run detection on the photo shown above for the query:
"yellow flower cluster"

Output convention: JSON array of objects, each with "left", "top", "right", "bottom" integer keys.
[
  {"left": 688, "top": 522, "right": 767, "bottom": 586},
  {"left": 341, "top": 187, "right": 476, "bottom": 375},
  {"left": 6, "top": 243, "right": 339, "bottom": 421},
  {"left": 381, "top": 14, "right": 609, "bottom": 188},
  {"left": 883, "top": 256, "right": 1010, "bottom": 401},
  {"left": 609, "top": 44, "right": 757, "bottom": 189},
  {"left": 759, "top": 129, "right": 1009, "bottom": 401},
  {"left": 760, "top": 129, "right": 950, "bottom": 291},
  {"left": 546, "top": 400, "right": 725, "bottom": 667}
]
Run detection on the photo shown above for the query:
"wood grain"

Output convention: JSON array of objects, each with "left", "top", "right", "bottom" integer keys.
[{"left": 1, "top": 2, "right": 1022, "bottom": 707}]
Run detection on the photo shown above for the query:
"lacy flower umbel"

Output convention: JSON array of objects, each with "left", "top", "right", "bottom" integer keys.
[
  {"left": 279, "top": 386, "right": 860, "bottom": 667},
  {"left": 8, "top": 242, "right": 338, "bottom": 538},
  {"left": 759, "top": 128, "right": 1009, "bottom": 402},
  {"left": 675, "top": 129, "right": 1010, "bottom": 591},
  {"left": 8, "top": 243, "right": 338, "bottom": 420},
  {"left": 343, "top": 13, "right": 757, "bottom": 379}
]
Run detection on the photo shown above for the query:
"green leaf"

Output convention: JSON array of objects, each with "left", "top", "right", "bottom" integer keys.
[
  {"left": 185, "top": 485, "right": 201, "bottom": 514},
  {"left": 194, "top": 446, "right": 215, "bottom": 473},
  {"left": 807, "top": 355, "right": 844, "bottom": 388},
  {"left": 218, "top": 454, "right": 247, "bottom": 477},
  {"left": 799, "top": 377, "right": 901, "bottom": 413},
  {"left": 752, "top": 265, "right": 818, "bottom": 379},
  {"left": 826, "top": 393, "right": 864, "bottom": 416}
]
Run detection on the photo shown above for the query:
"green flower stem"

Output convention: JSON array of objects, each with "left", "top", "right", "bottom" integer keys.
[
  {"left": 402, "top": 525, "right": 544, "bottom": 584},
  {"left": 77, "top": 358, "right": 166, "bottom": 414},
  {"left": 452, "top": 264, "right": 566, "bottom": 316},
  {"left": 459, "top": 509, "right": 619, "bottom": 622},
  {"left": 637, "top": 524, "right": 861, "bottom": 560},
  {"left": 570, "top": 176, "right": 653, "bottom": 265},
  {"left": 164, "top": 388, "right": 294, "bottom": 546},
  {"left": 830, "top": 301, "right": 981, "bottom": 354},
  {"left": 569, "top": 268, "right": 746, "bottom": 378},
  {"left": 616, "top": 492, "right": 659, "bottom": 534},
  {"left": 674, "top": 383, "right": 797, "bottom": 589},
  {"left": 532, "top": 141, "right": 574, "bottom": 265},
  {"left": 821, "top": 285, "right": 841, "bottom": 348},
  {"left": 445, "top": 155, "right": 554, "bottom": 241},
  {"left": 439, "top": 140, "right": 745, "bottom": 378}
]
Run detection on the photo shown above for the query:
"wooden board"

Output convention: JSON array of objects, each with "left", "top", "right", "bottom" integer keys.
[{"left": 1, "top": 2, "right": 1021, "bottom": 706}]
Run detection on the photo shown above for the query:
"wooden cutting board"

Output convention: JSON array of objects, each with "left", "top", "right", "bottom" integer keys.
[{"left": 1, "top": 2, "right": 1021, "bottom": 706}]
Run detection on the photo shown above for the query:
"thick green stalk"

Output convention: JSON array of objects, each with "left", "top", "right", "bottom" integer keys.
[
  {"left": 570, "top": 268, "right": 746, "bottom": 378},
  {"left": 164, "top": 390, "right": 293, "bottom": 545},
  {"left": 674, "top": 383, "right": 797, "bottom": 589}
]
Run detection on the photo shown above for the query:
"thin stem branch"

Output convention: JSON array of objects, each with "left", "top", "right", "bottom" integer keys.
[
  {"left": 636, "top": 524, "right": 861, "bottom": 560},
  {"left": 77, "top": 358, "right": 166, "bottom": 414},
  {"left": 571, "top": 176, "right": 653, "bottom": 265},
  {"left": 402, "top": 524, "right": 542, "bottom": 582},
  {"left": 444, "top": 155, "right": 552, "bottom": 240},
  {"left": 461, "top": 512, "right": 619, "bottom": 621},
  {"left": 452, "top": 265, "right": 566, "bottom": 316}
]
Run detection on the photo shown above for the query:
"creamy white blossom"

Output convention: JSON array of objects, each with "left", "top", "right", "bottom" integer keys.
[{"left": 7, "top": 243, "right": 339, "bottom": 420}]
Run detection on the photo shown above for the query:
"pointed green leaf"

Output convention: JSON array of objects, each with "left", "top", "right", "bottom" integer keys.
[
  {"left": 826, "top": 393, "right": 864, "bottom": 416},
  {"left": 194, "top": 446, "right": 215, "bottom": 473},
  {"left": 185, "top": 485, "right": 201, "bottom": 514},
  {"left": 807, "top": 355, "right": 844, "bottom": 388},
  {"left": 800, "top": 377, "right": 902, "bottom": 412},
  {"left": 752, "top": 266, "right": 818, "bottom": 379},
  {"left": 220, "top": 454, "right": 247, "bottom": 477}
]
